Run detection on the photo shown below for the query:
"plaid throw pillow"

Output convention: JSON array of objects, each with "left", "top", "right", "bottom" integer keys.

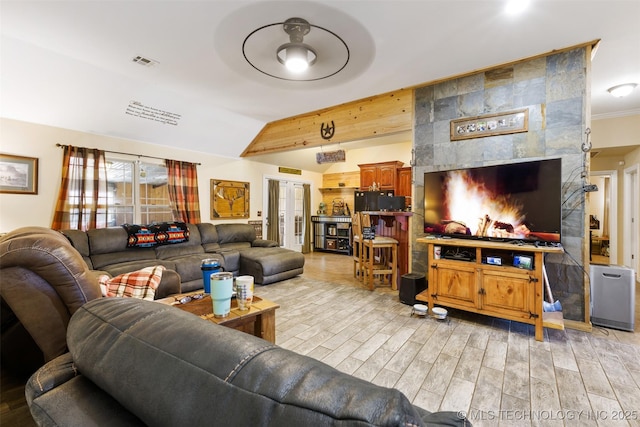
[{"left": 98, "top": 266, "right": 165, "bottom": 301}]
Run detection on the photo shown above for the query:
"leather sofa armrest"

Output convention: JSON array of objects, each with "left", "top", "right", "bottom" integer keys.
[
  {"left": 26, "top": 352, "right": 146, "bottom": 426},
  {"left": 252, "top": 239, "right": 278, "bottom": 248},
  {"left": 154, "top": 269, "right": 181, "bottom": 299},
  {"left": 25, "top": 353, "right": 77, "bottom": 405}
]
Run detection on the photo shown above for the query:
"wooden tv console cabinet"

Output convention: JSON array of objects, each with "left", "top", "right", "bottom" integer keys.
[{"left": 415, "top": 237, "right": 565, "bottom": 341}]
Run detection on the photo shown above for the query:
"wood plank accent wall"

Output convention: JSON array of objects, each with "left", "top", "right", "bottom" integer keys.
[
  {"left": 320, "top": 171, "right": 360, "bottom": 214},
  {"left": 322, "top": 171, "right": 360, "bottom": 189},
  {"left": 241, "top": 89, "right": 413, "bottom": 157}
]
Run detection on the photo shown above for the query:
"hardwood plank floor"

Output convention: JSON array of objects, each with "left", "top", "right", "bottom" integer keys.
[
  {"left": 257, "top": 252, "right": 640, "bottom": 426},
  {"left": 2, "top": 251, "right": 638, "bottom": 426},
  {"left": 0, "top": 368, "right": 35, "bottom": 426}
]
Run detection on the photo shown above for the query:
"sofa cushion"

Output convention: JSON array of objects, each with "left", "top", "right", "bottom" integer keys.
[
  {"left": 216, "top": 223, "right": 256, "bottom": 245},
  {"left": 98, "top": 266, "right": 165, "bottom": 300},
  {"left": 197, "top": 223, "right": 219, "bottom": 246},
  {"left": 155, "top": 243, "right": 205, "bottom": 260},
  {"left": 60, "top": 229, "right": 90, "bottom": 257},
  {"left": 90, "top": 249, "right": 158, "bottom": 270},
  {"left": 87, "top": 227, "right": 131, "bottom": 254},
  {"left": 165, "top": 254, "right": 224, "bottom": 284},
  {"left": 218, "top": 241, "right": 252, "bottom": 251},
  {"left": 239, "top": 247, "right": 305, "bottom": 276}
]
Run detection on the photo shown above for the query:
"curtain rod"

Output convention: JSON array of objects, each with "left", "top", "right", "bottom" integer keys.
[{"left": 55, "top": 144, "right": 201, "bottom": 165}]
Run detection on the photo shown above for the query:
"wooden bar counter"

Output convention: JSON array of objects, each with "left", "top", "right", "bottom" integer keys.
[{"left": 362, "top": 211, "right": 413, "bottom": 287}]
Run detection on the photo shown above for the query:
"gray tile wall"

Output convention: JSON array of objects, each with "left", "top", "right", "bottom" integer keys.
[{"left": 412, "top": 47, "right": 589, "bottom": 322}]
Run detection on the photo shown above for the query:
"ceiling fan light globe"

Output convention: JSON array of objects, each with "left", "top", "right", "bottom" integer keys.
[
  {"left": 286, "top": 56, "right": 309, "bottom": 73},
  {"left": 276, "top": 42, "right": 317, "bottom": 73}
]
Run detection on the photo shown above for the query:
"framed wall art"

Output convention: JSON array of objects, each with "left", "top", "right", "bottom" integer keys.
[
  {"left": 450, "top": 108, "right": 529, "bottom": 141},
  {"left": 0, "top": 154, "right": 38, "bottom": 194},
  {"left": 211, "top": 179, "right": 250, "bottom": 219}
]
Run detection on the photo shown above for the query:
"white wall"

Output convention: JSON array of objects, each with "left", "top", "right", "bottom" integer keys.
[
  {"left": 323, "top": 141, "right": 413, "bottom": 174},
  {"left": 590, "top": 114, "right": 640, "bottom": 272},
  {"left": 0, "top": 118, "right": 324, "bottom": 233},
  {"left": 591, "top": 115, "right": 640, "bottom": 149}
]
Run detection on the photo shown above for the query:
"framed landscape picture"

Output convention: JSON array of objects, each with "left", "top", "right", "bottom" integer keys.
[
  {"left": 0, "top": 154, "right": 38, "bottom": 194},
  {"left": 211, "top": 179, "right": 250, "bottom": 219}
]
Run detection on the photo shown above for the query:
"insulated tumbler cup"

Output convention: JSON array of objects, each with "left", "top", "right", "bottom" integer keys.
[
  {"left": 210, "top": 272, "right": 233, "bottom": 318},
  {"left": 201, "top": 258, "right": 222, "bottom": 294}
]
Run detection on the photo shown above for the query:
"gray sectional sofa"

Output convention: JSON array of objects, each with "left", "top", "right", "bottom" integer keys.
[
  {"left": 62, "top": 222, "right": 305, "bottom": 292},
  {"left": 1, "top": 224, "right": 304, "bottom": 373}
]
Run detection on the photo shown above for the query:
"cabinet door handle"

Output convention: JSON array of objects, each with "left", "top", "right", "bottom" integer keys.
[{"left": 431, "top": 264, "right": 438, "bottom": 269}]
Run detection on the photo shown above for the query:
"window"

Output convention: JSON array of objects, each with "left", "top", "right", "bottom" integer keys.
[{"left": 106, "top": 158, "right": 173, "bottom": 226}]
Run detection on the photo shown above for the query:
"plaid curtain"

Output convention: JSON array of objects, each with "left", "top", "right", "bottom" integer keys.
[
  {"left": 51, "top": 145, "right": 108, "bottom": 231},
  {"left": 165, "top": 159, "right": 201, "bottom": 223},
  {"left": 302, "top": 183, "right": 311, "bottom": 253},
  {"left": 266, "top": 179, "right": 280, "bottom": 243}
]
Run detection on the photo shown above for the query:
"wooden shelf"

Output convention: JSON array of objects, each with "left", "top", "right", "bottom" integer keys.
[{"left": 319, "top": 187, "right": 358, "bottom": 191}]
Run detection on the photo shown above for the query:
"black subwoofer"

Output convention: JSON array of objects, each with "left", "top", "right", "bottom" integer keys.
[{"left": 399, "top": 273, "right": 427, "bottom": 305}]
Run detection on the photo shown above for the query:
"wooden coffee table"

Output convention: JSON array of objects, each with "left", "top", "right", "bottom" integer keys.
[{"left": 159, "top": 294, "right": 279, "bottom": 343}]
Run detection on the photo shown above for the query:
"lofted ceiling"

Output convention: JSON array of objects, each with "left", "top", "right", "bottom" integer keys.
[{"left": 1, "top": 1, "right": 639, "bottom": 173}]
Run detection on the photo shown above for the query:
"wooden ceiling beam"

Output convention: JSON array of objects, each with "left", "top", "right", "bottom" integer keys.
[{"left": 241, "top": 88, "right": 413, "bottom": 157}]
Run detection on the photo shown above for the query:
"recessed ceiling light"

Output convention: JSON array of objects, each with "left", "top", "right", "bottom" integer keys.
[
  {"left": 505, "top": 0, "right": 530, "bottom": 14},
  {"left": 607, "top": 83, "right": 638, "bottom": 97}
]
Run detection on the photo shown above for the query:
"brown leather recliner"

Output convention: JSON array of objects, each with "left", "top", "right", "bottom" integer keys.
[{"left": 0, "top": 226, "right": 103, "bottom": 374}]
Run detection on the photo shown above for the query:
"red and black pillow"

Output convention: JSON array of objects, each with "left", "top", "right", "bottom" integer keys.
[{"left": 123, "top": 222, "right": 189, "bottom": 248}]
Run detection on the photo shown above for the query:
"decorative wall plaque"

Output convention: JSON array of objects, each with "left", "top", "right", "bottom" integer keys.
[{"left": 450, "top": 109, "right": 528, "bottom": 141}]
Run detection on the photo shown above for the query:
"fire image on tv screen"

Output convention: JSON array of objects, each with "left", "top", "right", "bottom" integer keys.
[{"left": 423, "top": 158, "right": 562, "bottom": 243}]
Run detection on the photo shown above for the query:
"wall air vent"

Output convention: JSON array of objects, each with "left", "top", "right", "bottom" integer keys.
[{"left": 132, "top": 55, "right": 159, "bottom": 67}]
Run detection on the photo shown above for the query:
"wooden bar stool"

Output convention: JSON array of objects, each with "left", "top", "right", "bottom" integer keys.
[
  {"left": 351, "top": 213, "right": 364, "bottom": 280},
  {"left": 360, "top": 213, "right": 398, "bottom": 290}
]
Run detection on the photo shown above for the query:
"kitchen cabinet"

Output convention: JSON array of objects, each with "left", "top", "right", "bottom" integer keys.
[
  {"left": 358, "top": 161, "right": 404, "bottom": 190},
  {"left": 396, "top": 166, "right": 412, "bottom": 208},
  {"left": 415, "top": 237, "right": 565, "bottom": 341}
]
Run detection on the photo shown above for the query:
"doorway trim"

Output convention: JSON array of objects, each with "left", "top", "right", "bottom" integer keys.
[
  {"left": 590, "top": 170, "right": 618, "bottom": 264},
  {"left": 623, "top": 164, "right": 639, "bottom": 274},
  {"left": 262, "top": 175, "right": 314, "bottom": 251}
]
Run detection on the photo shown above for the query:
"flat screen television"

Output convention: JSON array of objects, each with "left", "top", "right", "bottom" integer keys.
[{"left": 423, "top": 158, "right": 562, "bottom": 243}]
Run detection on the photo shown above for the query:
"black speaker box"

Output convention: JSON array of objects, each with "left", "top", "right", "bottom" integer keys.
[
  {"left": 354, "top": 190, "right": 394, "bottom": 212},
  {"left": 399, "top": 273, "right": 427, "bottom": 305}
]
